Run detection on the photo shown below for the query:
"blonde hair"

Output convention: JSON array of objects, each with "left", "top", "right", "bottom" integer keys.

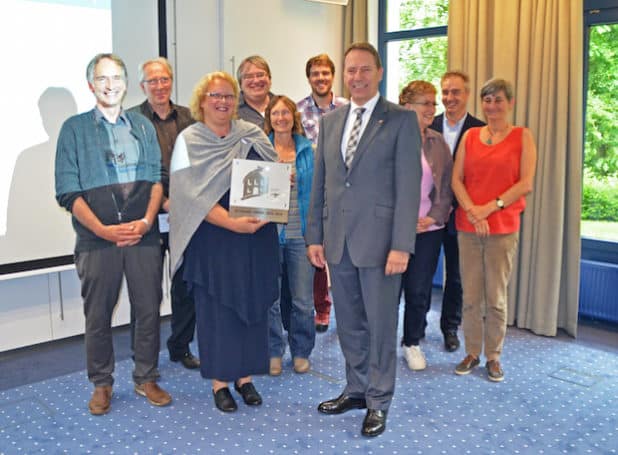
[{"left": 189, "top": 72, "right": 239, "bottom": 122}]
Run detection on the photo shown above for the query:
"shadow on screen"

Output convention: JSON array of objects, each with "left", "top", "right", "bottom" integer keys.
[{"left": 0, "top": 87, "right": 77, "bottom": 259}]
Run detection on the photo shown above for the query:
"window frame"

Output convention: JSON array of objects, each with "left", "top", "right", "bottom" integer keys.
[{"left": 377, "top": 0, "right": 447, "bottom": 95}]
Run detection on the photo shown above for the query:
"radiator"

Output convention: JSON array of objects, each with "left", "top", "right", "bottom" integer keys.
[{"left": 579, "top": 259, "right": 618, "bottom": 323}]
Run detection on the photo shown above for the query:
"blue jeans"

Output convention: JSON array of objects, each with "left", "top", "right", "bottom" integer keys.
[{"left": 269, "top": 238, "right": 316, "bottom": 359}]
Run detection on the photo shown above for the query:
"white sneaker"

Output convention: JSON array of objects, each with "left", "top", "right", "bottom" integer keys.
[{"left": 403, "top": 345, "right": 427, "bottom": 371}]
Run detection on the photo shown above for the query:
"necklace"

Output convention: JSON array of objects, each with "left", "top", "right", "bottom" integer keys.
[{"left": 485, "top": 125, "right": 510, "bottom": 145}]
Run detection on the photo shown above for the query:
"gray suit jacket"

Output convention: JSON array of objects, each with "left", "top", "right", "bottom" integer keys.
[{"left": 305, "top": 96, "right": 422, "bottom": 267}]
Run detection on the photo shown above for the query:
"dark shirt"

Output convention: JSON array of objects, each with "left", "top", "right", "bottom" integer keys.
[
  {"left": 128, "top": 100, "right": 194, "bottom": 196},
  {"left": 237, "top": 92, "right": 275, "bottom": 129}
]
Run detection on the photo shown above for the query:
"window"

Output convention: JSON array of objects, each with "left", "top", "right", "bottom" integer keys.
[
  {"left": 583, "top": 0, "right": 618, "bottom": 262},
  {"left": 378, "top": 0, "right": 448, "bottom": 102}
]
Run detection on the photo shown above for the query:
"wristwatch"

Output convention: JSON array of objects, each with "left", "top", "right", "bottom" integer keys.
[{"left": 496, "top": 198, "right": 505, "bottom": 210}]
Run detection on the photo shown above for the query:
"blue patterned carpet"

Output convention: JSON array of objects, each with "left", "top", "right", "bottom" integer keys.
[{"left": 1, "top": 305, "right": 617, "bottom": 454}]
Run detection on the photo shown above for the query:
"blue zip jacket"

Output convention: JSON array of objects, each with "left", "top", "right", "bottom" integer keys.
[{"left": 268, "top": 133, "right": 314, "bottom": 244}]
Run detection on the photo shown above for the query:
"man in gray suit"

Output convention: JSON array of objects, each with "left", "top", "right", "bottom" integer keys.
[{"left": 305, "top": 42, "right": 422, "bottom": 437}]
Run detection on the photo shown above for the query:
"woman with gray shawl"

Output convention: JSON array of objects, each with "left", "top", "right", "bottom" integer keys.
[{"left": 169, "top": 72, "right": 279, "bottom": 413}]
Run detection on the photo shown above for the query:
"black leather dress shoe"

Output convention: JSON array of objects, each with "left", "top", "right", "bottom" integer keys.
[
  {"left": 234, "top": 382, "right": 262, "bottom": 406},
  {"left": 317, "top": 394, "right": 367, "bottom": 414},
  {"left": 315, "top": 324, "right": 329, "bottom": 333},
  {"left": 213, "top": 387, "right": 237, "bottom": 412},
  {"left": 444, "top": 332, "right": 460, "bottom": 352},
  {"left": 361, "top": 409, "right": 387, "bottom": 437},
  {"left": 171, "top": 352, "right": 201, "bottom": 369}
]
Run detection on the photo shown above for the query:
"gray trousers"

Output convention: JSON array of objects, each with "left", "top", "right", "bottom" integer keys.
[
  {"left": 329, "top": 244, "right": 401, "bottom": 411},
  {"left": 75, "top": 244, "right": 162, "bottom": 387}
]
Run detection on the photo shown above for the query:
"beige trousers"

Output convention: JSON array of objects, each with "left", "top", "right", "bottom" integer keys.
[{"left": 457, "top": 231, "right": 519, "bottom": 361}]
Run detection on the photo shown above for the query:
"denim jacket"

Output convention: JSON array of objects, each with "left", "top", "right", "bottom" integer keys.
[{"left": 268, "top": 133, "right": 314, "bottom": 244}]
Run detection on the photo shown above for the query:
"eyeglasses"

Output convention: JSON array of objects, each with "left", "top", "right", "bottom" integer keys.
[
  {"left": 143, "top": 77, "right": 172, "bottom": 86},
  {"left": 206, "top": 92, "right": 236, "bottom": 102},
  {"left": 242, "top": 71, "right": 267, "bottom": 81},
  {"left": 411, "top": 101, "right": 438, "bottom": 107}
]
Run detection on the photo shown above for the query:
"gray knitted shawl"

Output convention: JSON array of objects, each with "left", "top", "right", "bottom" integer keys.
[{"left": 169, "top": 119, "right": 277, "bottom": 274}]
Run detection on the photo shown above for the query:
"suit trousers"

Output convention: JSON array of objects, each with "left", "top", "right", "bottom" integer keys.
[
  {"left": 329, "top": 243, "right": 401, "bottom": 411},
  {"left": 75, "top": 244, "right": 162, "bottom": 387},
  {"left": 161, "top": 233, "right": 197, "bottom": 359},
  {"left": 439, "top": 225, "right": 463, "bottom": 334},
  {"left": 458, "top": 232, "right": 519, "bottom": 361},
  {"left": 130, "top": 234, "right": 196, "bottom": 358}
]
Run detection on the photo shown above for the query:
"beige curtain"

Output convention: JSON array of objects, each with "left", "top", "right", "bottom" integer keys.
[
  {"left": 448, "top": 0, "right": 583, "bottom": 336},
  {"left": 341, "top": 0, "right": 368, "bottom": 98}
]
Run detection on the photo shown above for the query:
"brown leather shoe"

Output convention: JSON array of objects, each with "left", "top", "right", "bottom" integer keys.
[
  {"left": 269, "top": 357, "right": 282, "bottom": 376},
  {"left": 89, "top": 385, "right": 112, "bottom": 415},
  {"left": 293, "top": 357, "right": 310, "bottom": 374},
  {"left": 134, "top": 382, "right": 172, "bottom": 406}
]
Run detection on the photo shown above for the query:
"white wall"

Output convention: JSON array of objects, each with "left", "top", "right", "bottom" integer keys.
[
  {"left": 168, "top": 0, "right": 345, "bottom": 105},
  {"left": 112, "top": 0, "right": 159, "bottom": 108}
]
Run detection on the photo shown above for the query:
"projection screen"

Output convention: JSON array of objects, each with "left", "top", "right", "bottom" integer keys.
[{"left": 0, "top": 0, "right": 158, "bottom": 274}]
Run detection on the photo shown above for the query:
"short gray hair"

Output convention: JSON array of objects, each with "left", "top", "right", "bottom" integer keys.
[
  {"left": 480, "top": 78, "right": 514, "bottom": 101},
  {"left": 138, "top": 57, "right": 173, "bottom": 83},
  {"left": 86, "top": 53, "right": 127, "bottom": 84}
]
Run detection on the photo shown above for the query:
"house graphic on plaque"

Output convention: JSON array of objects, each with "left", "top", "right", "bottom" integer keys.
[{"left": 242, "top": 166, "right": 269, "bottom": 200}]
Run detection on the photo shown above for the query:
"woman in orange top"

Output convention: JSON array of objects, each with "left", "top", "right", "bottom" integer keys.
[{"left": 451, "top": 78, "right": 536, "bottom": 382}]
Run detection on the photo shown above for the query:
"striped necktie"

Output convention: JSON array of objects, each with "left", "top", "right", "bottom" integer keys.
[{"left": 345, "top": 107, "right": 366, "bottom": 168}]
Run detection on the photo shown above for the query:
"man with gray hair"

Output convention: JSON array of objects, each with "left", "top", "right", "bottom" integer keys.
[
  {"left": 128, "top": 57, "right": 198, "bottom": 370},
  {"left": 55, "top": 53, "right": 172, "bottom": 415},
  {"left": 430, "top": 70, "right": 485, "bottom": 353}
]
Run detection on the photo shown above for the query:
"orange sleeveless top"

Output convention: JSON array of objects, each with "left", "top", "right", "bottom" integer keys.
[{"left": 455, "top": 127, "right": 526, "bottom": 234}]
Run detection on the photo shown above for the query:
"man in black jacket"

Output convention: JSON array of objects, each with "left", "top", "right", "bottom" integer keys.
[{"left": 430, "top": 71, "right": 485, "bottom": 353}]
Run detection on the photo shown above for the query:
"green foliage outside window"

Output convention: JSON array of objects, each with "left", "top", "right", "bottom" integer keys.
[
  {"left": 390, "top": 0, "right": 448, "bottom": 94},
  {"left": 586, "top": 24, "right": 618, "bottom": 181},
  {"left": 583, "top": 24, "right": 618, "bottom": 228},
  {"left": 397, "top": 0, "right": 448, "bottom": 30}
]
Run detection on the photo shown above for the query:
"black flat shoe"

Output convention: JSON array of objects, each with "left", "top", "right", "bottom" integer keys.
[
  {"left": 317, "top": 393, "right": 367, "bottom": 414},
  {"left": 361, "top": 409, "right": 387, "bottom": 437},
  {"left": 444, "top": 332, "right": 460, "bottom": 352},
  {"left": 234, "top": 382, "right": 262, "bottom": 406},
  {"left": 213, "top": 387, "right": 237, "bottom": 412},
  {"left": 315, "top": 324, "right": 329, "bottom": 333},
  {"left": 172, "top": 352, "right": 200, "bottom": 370}
]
